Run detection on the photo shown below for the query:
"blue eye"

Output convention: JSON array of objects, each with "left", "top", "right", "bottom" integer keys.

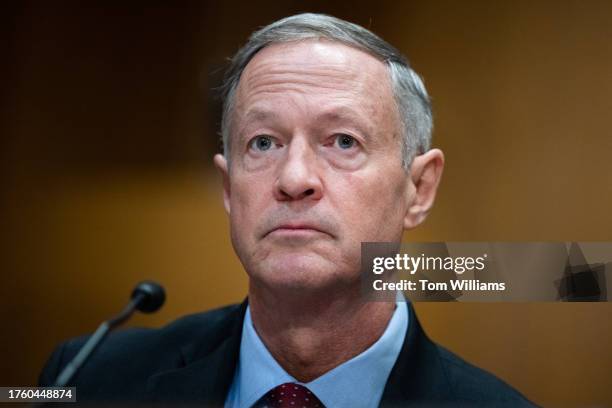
[
  {"left": 250, "top": 135, "right": 273, "bottom": 151},
  {"left": 336, "top": 134, "right": 356, "bottom": 149}
]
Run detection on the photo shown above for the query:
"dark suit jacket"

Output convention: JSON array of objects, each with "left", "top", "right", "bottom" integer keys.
[{"left": 40, "top": 301, "right": 535, "bottom": 407}]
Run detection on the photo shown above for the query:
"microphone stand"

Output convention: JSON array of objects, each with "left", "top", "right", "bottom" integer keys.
[
  {"left": 53, "top": 291, "right": 146, "bottom": 387},
  {"left": 32, "top": 281, "right": 164, "bottom": 408}
]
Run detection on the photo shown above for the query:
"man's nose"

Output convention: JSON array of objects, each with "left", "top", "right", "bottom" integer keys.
[{"left": 274, "top": 138, "right": 323, "bottom": 202}]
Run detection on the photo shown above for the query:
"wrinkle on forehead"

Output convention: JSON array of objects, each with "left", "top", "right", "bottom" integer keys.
[
  {"left": 246, "top": 39, "right": 381, "bottom": 78},
  {"left": 237, "top": 40, "right": 393, "bottom": 104},
  {"left": 242, "top": 64, "right": 363, "bottom": 96}
]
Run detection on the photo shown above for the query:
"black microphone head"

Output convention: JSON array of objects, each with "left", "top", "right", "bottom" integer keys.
[{"left": 131, "top": 281, "right": 166, "bottom": 313}]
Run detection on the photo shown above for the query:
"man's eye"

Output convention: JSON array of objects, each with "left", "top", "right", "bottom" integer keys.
[
  {"left": 250, "top": 135, "right": 274, "bottom": 151},
  {"left": 335, "top": 134, "right": 356, "bottom": 149}
]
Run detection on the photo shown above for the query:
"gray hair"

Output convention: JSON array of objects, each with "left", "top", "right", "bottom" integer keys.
[{"left": 220, "top": 13, "right": 432, "bottom": 168}]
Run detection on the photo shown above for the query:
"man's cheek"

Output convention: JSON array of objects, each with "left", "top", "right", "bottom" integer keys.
[{"left": 233, "top": 182, "right": 262, "bottom": 211}]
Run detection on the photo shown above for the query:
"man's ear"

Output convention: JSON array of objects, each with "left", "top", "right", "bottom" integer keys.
[
  {"left": 404, "top": 148, "right": 445, "bottom": 230},
  {"left": 213, "top": 154, "right": 231, "bottom": 215}
]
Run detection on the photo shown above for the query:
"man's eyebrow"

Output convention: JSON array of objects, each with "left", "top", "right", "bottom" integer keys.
[
  {"left": 242, "top": 108, "right": 274, "bottom": 122},
  {"left": 316, "top": 107, "right": 362, "bottom": 123},
  {"left": 238, "top": 106, "right": 374, "bottom": 137},
  {"left": 315, "top": 107, "right": 374, "bottom": 138},
  {"left": 234, "top": 108, "right": 276, "bottom": 136}
]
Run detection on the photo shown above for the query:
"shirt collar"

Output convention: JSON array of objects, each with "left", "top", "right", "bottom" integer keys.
[{"left": 226, "top": 293, "right": 408, "bottom": 408}]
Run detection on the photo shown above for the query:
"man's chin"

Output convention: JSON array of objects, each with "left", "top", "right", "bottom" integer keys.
[{"left": 248, "top": 254, "right": 355, "bottom": 292}]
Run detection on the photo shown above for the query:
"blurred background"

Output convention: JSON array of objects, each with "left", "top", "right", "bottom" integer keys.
[{"left": 2, "top": 0, "right": 611, "bottom": 406}]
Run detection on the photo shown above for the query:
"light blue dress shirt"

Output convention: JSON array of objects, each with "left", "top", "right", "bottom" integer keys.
[{"left": 225, "top": 295, "right": 408, "bottom": 408}]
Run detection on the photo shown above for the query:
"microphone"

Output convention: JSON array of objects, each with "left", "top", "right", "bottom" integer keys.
[
  {"left": 130, "top": 281, "right": 166, "bottom": 314},
  {"left": 52, "top": 281, "right": 166, "bottom": 387}
]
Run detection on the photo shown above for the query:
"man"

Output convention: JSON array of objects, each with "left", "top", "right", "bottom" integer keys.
[{"left": 40, "top": 13, "right": 534, "bottom": 407}]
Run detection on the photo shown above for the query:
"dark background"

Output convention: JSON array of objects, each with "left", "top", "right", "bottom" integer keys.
[{"left": 2, "top": 1, "right": 611, "bottom": 406}]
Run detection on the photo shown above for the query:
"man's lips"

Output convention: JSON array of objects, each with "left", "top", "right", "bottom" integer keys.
[{"left": 265, "top": 223, "right": 330, "bottom": 237}]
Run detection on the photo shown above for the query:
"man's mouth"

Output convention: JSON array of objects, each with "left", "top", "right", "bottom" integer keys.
[{"left": 266, "top": 223, "right": 330, "bottom": 238}]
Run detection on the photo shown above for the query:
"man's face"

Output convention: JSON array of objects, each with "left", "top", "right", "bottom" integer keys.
[{"left": 217, "top": 40, "right": 414, "bottom": 291}]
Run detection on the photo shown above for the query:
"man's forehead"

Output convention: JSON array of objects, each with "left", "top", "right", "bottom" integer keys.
[
  {"left": 232, "top": 40, "right": 397, "bottom": 127},
  {"left": 237, "top": 39, "right": 391, "bottom": 94},
  {"left": 247, "top": 39, "right": 381, "bottom": 68}
]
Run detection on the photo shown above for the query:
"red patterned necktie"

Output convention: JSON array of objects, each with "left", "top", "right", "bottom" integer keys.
[{"left": 256, "top": 382, "right": 325, "bottom": 408}]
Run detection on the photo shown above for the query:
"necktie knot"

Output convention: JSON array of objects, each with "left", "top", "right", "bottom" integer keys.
[{"left": 257, "top": 382, "right": 324, "bottom": 408}]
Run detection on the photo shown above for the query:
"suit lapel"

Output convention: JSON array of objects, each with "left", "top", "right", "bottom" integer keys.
[
  {"left": 380, "top": 302, "right": 453, "bottom": 406},
  {"left": 145, "top": 300, "right": 247, "bottom": 406}
]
